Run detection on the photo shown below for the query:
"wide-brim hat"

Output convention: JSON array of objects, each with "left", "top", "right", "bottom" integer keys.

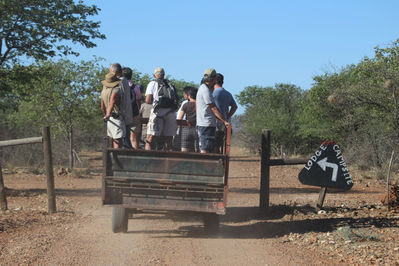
[{"left": 101, "top": 73, "right": 121, "bottom": 87}]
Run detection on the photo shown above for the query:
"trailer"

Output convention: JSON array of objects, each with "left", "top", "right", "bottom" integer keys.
[{"left": 102, "top": 120, "right": 231, "bottom": 233}]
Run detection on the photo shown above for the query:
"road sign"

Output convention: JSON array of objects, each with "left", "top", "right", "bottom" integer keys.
[{"left": 298, "top": 141, "right": 353, "bottom": 190}]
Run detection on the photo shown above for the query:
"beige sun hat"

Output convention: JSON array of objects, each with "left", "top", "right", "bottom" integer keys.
[{"left": 101, "top": 72, "right": 121, "bottom": 88}]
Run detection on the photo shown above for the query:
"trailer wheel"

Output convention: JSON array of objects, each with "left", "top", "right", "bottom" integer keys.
[
  {"left": 203, "top": 213, "right": 219, "bottom": 232},
  {"left": 112, "top": 207, "right": 128, "bottom": 233}
]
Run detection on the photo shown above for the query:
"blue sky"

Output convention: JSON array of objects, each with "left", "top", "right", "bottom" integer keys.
[{"left": 72, "top": 0, "right": 399, "bottom": 114}]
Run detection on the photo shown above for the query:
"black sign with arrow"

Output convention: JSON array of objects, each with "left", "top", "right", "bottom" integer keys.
[{"left": 298, "top": 141, "right": 353, "bottom": 190}]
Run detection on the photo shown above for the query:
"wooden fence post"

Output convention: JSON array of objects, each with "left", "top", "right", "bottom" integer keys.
[
  {"left": 69, "top": 128, "right": 74, "bottom": 169},
  {"left": 0, "top": 162, "right": 7, "bottom": 211},
  {"left": 42, "top": 127, "right": 56, "bottom": 213},
  {"left": 259, "top": 129, "right": 270, "bottom": 215}
]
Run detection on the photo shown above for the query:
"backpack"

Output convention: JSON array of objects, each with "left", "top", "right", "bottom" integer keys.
[
  {"left": 153, "top": 79, "right": 179, "bottom": 110},
  {"left": 130, "top": 84, "right": 140, "bottom": 117}
]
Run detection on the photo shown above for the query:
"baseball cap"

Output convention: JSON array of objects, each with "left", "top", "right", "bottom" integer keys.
[
  {"left": 203, "top": 68, "right": 216, "bottom": 80},
  {"left": 153, "top": 67, "right": 165, "bottom": 76}
]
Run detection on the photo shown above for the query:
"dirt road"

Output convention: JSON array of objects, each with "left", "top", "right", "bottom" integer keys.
[{"left": 1, "top": 150, "right": 398, "bottom": 265}]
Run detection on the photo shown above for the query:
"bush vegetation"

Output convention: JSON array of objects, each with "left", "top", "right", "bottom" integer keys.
[{"left": 235, "top": 40, "right": 399, "bottom": 169}]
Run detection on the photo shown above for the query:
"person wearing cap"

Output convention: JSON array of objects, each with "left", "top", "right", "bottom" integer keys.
[
  {"left": 100, "top": 72, "right": 125, "bottom": 148},
  {"left": 196, "top": 68, "right": 230, "bottom": 153},
  {"left": 144, "top": 67, "right": 178, "bottom": 150},
  {"left": 213, "top": 73, "right": 238, "bottom": 153}
]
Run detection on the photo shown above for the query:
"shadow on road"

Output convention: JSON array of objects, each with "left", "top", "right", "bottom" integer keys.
[
  {"left": 230, "top": 187, "right": 378, "bottom": 195},
  {"left": 6, "top": 188, "right": 101, "bottom": 197},
  {"left": 126, "top": 205, "right": 399, "bottom": 239},
  {"left": 176, "top": 216, "right": 399, "bottom": 239}
]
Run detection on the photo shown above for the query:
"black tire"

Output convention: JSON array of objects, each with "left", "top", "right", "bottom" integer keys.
[
  {"left": 203, "top": 213, "right": 220, "bottom": 232},
  {"left": 112, "top": 207, "right": 128, "bottom": 233}
]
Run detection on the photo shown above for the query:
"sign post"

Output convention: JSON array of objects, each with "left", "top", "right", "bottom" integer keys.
[
  {"left": 316, "top": 187, "right": 327, "bottom": 211},
  {"left": 298, "top": 141, "right": 353, "bottom": 209}
]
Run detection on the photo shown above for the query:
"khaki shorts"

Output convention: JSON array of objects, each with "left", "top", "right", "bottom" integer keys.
[
  {"left": 107, "top": 117, "right": 125, "bottom": 139},
  {"left": 127, "top": 115, "right": 141, "bottom": 134},
  {"left": 147, "top": 111, "right": 177, "bottom": 137}
]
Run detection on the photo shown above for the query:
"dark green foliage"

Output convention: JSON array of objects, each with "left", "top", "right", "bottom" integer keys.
[
  {"left": 236, "top": 83, "right": 304, "bottom": 155},
  {"left": 0, "top": 0, "right": 105, "bottom": 66},
  {"left": 0, "top": 59, "right": 106, "bottom": 167},
  {"left": 237, "top": 39, "right": 399, "bottom": 168},
  {"left": 10, "top": 59, "right": 105, "bottom": 137},
  {"left": 299, "top": 41, "right": 399, "bottom": 166},
  {"left": 0, "top": 64, "right": 39, "bottom": 111}
]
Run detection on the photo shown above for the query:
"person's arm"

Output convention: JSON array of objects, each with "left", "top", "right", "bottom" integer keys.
[
  {"left": 177, "top": 109, "right": 185, "bottom": 120},
  {"left": 209, "top": 103, "right": 230, "bottom": 127},
  {"left": 227, "top": 103, "right": 238, "bottom": 120},
  {"left": 145, "top": 81, "right": 154, "bottom": 104},
  {"left": 177, "top": 100, "right": 186, "bottom": 113},
  {"left": 104, "top": 93, "right": 119, "bottom": 120},
  {"left": 101, "top": 98, "right": 106, "bottom": 114},
  {"left": 145, "top": 94, "right": 153, "bottom": 104}
]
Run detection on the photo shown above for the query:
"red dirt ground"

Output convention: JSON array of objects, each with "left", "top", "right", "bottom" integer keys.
[{"left": 1, "top": 148, "right": 399, "bottom": 265}]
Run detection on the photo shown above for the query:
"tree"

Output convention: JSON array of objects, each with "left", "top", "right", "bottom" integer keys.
[
  {"left": 13, "top": 58, "right": 106, "bottom": 168},
  {"left": 0, "top": 0, "right": 105, "bottom": 67},
  {"left": 0, "top": 64, "right": 38, "bottom": 111},
  {"left": 236, "top": 83, "right": 304, "bottom": 154},
  {"left": 299, "top": 40, "right": 399, "bottom": 167}
]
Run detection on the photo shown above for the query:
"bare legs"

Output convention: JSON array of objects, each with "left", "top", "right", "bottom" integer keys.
[
  {"left": 112, "top": 138, "right": 123, "bottom": 148},
  {"left": 130, "top": 132, "right": 140, "bottom": 149}
]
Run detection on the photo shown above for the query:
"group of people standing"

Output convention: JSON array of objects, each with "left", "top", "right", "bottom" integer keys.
[{"left": 100, "top": 64, "right": 237, "bottom": 154}]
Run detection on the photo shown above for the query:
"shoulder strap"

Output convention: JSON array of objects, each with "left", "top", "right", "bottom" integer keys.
[
  {"left": 165, "top": 79, "right": 177, "bottom": 99},
  {"left": 155, "top": 79, "right": 168, "bottom": 96}
]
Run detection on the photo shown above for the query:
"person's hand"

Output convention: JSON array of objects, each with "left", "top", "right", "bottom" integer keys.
[
  {"left": 104, "top": 113, "right": 111, "bottom": 120},
  {"left": 224, "top": 121, "right": 230, "bottom": 128}
]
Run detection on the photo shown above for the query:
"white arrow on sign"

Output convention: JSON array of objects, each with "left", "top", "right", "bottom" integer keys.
[{"left": 317, "top": 157, "right": 338, "bottom": 182}]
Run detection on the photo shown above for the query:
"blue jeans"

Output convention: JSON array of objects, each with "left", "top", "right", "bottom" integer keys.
[{"left": 197, "top": 126, "right": 216, "bottom": 152}]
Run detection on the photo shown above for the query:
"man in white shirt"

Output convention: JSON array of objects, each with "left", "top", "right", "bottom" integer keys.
[{"left": 144, "top": 67, "right": 178, "bottom": 150}]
